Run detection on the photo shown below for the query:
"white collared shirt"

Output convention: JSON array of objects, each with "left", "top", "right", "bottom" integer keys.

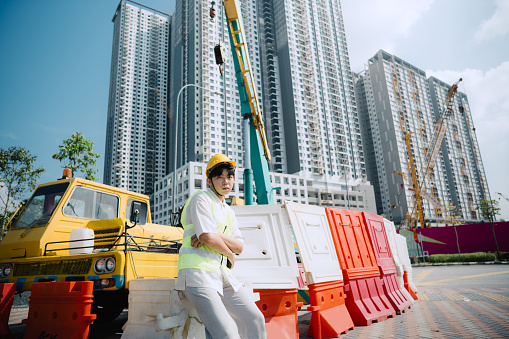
[{"left": 176, "top": 188, "right": 244, "bottom": 294}]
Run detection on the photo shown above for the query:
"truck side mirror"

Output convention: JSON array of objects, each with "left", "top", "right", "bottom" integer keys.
[{"left": 130, "top": 202, "right": 142, "bottom": 224}]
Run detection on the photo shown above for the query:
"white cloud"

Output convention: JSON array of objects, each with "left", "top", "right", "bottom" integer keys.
[
  {"left": 474, "top": 0, "right": 509, "bottom": 43},
  {"left": 342, "top": 0, "right": 434, "bottom": 70},
  {"left": 0, "top": 131, "right": 17, "bottom": 140},
  {"left": 427, "top": 61, "right": 509, "bottom": 220}
]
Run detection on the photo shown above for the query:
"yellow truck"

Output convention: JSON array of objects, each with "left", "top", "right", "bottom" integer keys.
[{"left": 0, "top": 170, "right": 183, "bottom": 321}]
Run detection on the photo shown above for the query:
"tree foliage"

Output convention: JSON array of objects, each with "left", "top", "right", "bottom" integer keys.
[
  {"left": 52, "top": 132, "right": 101, "bottom": 181},
  {"left": 0, "top": 146, "right": 44, "bottom": 228},
  {"left": 477, "top": 199, "right": 501, "bottom": 222}
]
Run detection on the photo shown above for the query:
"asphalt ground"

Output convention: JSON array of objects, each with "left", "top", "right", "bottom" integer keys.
[{"left": 7, "top": 263, "right": 509, "bottom": 338}]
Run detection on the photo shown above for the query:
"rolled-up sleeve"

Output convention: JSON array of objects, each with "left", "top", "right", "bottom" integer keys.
[{"left": 187, "top": 194, "right": 217, "bottom": 241}]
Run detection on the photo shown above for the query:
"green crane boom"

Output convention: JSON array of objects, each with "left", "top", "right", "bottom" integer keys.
[{"left": 221, "top": 0, "right": 273, "bottom": 205}]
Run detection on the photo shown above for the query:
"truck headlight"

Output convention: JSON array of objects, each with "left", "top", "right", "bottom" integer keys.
[
  {"left": 94, "top": 257, "right": 115, "bottom": 274},
  {"left": 94, "top": 258, "right": 106, "bottom": 274},
  {"left": 3, "top": 264, "right": 12, "bottom": 277},
  {"left": 105, "top": 257, "right": 116, "bottom": 272}
]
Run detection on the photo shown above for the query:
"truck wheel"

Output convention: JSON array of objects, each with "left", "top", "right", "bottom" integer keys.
[{"left": 91, "top": 289, "right": 128, "bottom": 323}]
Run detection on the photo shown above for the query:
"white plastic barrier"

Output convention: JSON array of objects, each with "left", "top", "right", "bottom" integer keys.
[
  {"left": 154, "top": 289, "right": 206, "bottom": 339},
  {"left": 284, "top": 201, "right": 343, "bottom": 284},
  {"left": 121, "top": 279, "right": 177, "bottom": 338},
  {"left": 396, "top": 234, "right": 418, "bottom": 294},
  {"left": 383, "top": 219, "right": 414, "bottom": 304},
  {"left": 232, "top": 204, "right": 300, "bottom": 289}
]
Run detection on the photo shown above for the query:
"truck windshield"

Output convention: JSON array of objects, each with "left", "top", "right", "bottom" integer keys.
[{"left": 12, "top": 182, "right": 70, "bottom": 230}]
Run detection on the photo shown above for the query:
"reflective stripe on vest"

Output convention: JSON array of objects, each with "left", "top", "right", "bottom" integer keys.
[{"left": 177, "top": 190, "right": 234, "bottom": 274}]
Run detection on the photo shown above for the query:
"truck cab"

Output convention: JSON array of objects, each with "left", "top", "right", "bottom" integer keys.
[{"left": 0, "top": 170, "right": 183, "bottom": 321}]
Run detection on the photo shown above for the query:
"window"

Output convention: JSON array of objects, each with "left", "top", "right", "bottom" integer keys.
[
  {"left": 63, "top": 187, "right": 119, "bottom": 220},
  {"left": 13, "top": 182, "right": 69, "bottom": 229}
]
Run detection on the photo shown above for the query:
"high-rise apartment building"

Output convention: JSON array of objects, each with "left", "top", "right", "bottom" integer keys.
[
  {"left": 356, "top": 50, "right": 489, "bottom": 226},
  {"left": 258, "top": 0, "right": 365, "bottom": 180},
  {"left": 104, "top": 0, "right": 170, "bottom": 194}
]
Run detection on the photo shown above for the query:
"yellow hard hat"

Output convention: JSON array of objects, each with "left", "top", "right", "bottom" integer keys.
[{"left": 206, "top": 154, "right": 236, "bottom": 176}]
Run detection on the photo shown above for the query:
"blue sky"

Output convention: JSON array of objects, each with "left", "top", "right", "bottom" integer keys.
[{"left": 1, "top": 0, "right": 508, "bottom": 220}]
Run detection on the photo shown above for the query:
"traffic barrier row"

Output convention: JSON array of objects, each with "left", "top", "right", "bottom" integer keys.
[
  {"left": 232, "top": 202, "right": 416, "bottom": 337},
  {"left": 22, "top": 281, "right": 96, "bottom": 339}
]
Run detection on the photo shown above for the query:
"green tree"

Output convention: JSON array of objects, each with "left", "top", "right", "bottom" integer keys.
[
  {"left": 0, "top": 146, "right": 44, "bottom": 230},
  {"left": 477, "top": 199, "right": 501, "bottom": 260},
  {"left": 477, "top": 199, "right": 501, "bottom": 222},
  {"left": 52, "top": 132, "right": 101, "bottom": 181}
]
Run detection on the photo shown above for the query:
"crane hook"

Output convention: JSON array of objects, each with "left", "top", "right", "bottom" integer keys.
[{"left": 210, "top": 1, "right": 216, "bottom": 20}]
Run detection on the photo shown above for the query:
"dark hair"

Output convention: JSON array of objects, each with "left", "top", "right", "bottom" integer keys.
[{"left": 208, "top": 163, "right": 235, "bottom": 179}]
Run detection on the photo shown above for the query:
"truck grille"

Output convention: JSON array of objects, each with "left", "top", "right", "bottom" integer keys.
[
  {"left": 93, "top": 227, "right": 121, "bottom": 249},
  {"left": 13, "top": 259, "right": 92, "bottom": 276}
]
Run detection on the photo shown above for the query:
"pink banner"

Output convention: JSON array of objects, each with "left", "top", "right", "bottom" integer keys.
[{"left": 398, "top": 222, "right": 509, "bottom": 256}]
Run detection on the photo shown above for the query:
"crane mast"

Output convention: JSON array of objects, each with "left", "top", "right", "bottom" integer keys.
[
  {"left": 404, "top": 78, "right": 462, "bottom": 229},
  {"left": 220, "top": 0, "right": 274, "bottom": 205}
]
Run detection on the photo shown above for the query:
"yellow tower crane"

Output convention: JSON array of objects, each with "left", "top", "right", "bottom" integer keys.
[{"left": 403, "top": 78, "right": 462, "bottom": 229}]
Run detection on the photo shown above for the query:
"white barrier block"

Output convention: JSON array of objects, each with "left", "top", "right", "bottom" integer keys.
[
  {"left": 396, "top": 234, "right": 418, "bottom": 293},
  {"left": 383, "top": 219, "right": 414, "bottom": 304},
  {"left": 232, "top": 204, "right": 300, "bottom": 289},
  {"left": 155, "top": 290, "right": 206, "bottom": 339},
  {"left": 284, "top": 201, "right": 343, "bottom": 284},
  {"left": 121, "top": 279, "right": 175, "bottom": 338},
  {"left": 383, "top": 219, "right": 404, "bottom": 276}
]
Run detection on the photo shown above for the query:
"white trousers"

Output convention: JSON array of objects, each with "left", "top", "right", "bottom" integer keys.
[{"left": 183, "top": 278, "right": 267, "bottom": 339}]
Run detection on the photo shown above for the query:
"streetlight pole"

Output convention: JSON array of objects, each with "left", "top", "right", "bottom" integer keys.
[{"left": 172, "top": 84, "right": 220, "bottom": 212}]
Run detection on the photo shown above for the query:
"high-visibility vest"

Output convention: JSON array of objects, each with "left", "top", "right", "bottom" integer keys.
[{"left": 177, "top": 190, "right": 234, "bottom": 274}]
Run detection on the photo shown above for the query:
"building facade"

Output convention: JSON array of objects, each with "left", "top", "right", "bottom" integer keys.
[
  {"left": 356, "top": 50, "right": 489, "bottom": 226},
  {"left": 257, "top": 0, "right": 365, "bottom": 180},
  {"left": 104, "top": 0, "right": 170, "bottom": 194}
]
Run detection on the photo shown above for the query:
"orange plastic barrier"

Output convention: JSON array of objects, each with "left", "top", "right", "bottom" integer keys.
[
  {"left": 363, "top": 212, "right": 412, "bottom": 314},
  {"left": 22, "top": 281, "right": 96, "bottom": 339},
  {"left": 0, "top": 283, "right": 16, "bottom": 339},
  {"left": 326, "top": 208, "right": 395, "bottom": 325},
  {"left": 404, "top": 271, "right": 418, "bottom": 300},
  {"left": 307, "top": 280, "right": 354, "bottom": 339},
  {"left": 255, "top": 289, "right": 302, "bottom": 339}
]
